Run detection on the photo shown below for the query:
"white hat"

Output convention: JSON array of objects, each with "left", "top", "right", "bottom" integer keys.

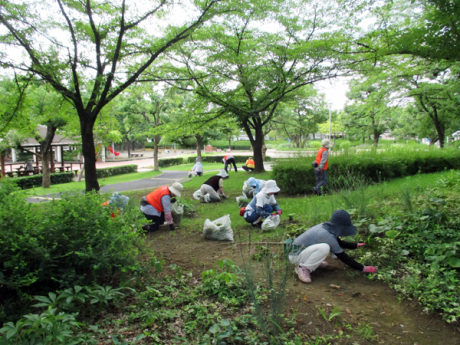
[
  {"left": 217, "top": 169, "right": 229, "bottom": 178},
  {"left": 264, "top": 180, "right": 280, "bottom": 194},
  {"left": 321, "top": 139, "right": 333, "bottom": 148},
  {"left": 168, "top": 182, "right": 183, "bottom": 197}
]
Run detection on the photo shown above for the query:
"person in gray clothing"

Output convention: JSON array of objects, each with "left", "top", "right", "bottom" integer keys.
[{"left": 289, "top": 210, "right": 377, "bottom": 283}]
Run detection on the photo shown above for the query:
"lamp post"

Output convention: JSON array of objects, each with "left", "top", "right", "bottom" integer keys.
[{"left": 328, "top": 104, "right": 332, "bottom": 148}]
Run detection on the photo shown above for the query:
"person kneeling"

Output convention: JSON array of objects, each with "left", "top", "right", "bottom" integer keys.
[
  {"left": 200, "top": 170, "right": 229, "bottom": 203},
  {"left": 289, "top": 210, "right": 377, "bottom": 283},
  {"left": 243, "top": 180, "right": 282, "bottom": 228},
  {"left": 140, "top": 182, "right": 183, "bottom": 232}
]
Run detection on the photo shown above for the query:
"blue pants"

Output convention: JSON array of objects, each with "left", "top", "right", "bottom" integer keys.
[
  {"left": 244, "top": 204, "right": 274, "bottom": 224},
  {"left": 314, "top": 170, "right": 328, "bottom": 195}
]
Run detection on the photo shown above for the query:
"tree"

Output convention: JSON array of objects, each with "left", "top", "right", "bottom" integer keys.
[
  {"left": 0, "top": 0, "right": 231, "bottom": 191},
  {"left": 174, "top": 0, "right": 361, "bottom": 171}
]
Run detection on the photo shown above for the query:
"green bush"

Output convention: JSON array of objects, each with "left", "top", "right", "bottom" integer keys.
[
  {"left": 0, "top": 181, "right": 144, "bottom": 323},
  {"left": 158, "top": 157, "right": 184, "bottom": 167},
  {"left": 96, "top": 164, "right": 137, "bottom": 178},
  {"left": 272, "top": 147, "right": 460, "bottom": 195},
  {"left": 187, "top": 155, "right": 271, "bottom": 163},
  {"left": 14, "top": 172, "right": 74, "bottom": 190}
]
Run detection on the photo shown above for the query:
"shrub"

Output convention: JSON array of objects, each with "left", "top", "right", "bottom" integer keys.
[
  {"left": 272, "top": 147, "right": 460, "bottom": 195},
  {"left": 0, "top": 183, "right": 144, "bottom": 323},
  {"left": 187, "top": 155, "right": 271, "bottom": 163},
  {"left": 158, "top": 157, "right": 184, "bottom": 167},
  {"left": 96, "top": 164, "right": 137, "bottom": 178},
  {"left": 14, "top": 172, "right": 74, "bottom": 189}
]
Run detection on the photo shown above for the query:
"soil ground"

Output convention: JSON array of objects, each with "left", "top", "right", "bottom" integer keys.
[{"left": 146, "top": 224, "right": 460, "bottom": 345}]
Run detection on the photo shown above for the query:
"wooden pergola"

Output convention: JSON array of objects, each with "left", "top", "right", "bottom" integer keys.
[{"left": 1, "top": 126, "right": 83, "bottom": 177}]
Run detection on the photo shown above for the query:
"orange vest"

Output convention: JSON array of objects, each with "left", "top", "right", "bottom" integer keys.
[
  {"left": 145, "top": 186, "right": 170, "bottom": 212},
  {"left": 315, "top": 147, "right": 329, "bottom": 170},
  {"left": 246, "top": 159, "right": 255, "bottom": 169}
]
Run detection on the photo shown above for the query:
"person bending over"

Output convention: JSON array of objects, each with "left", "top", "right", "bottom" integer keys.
[
  {"left": 222, "top": 155, "right": 238, "bottom": 173},
  {"left": 191, "top": 158, "right": 204, "bottom": 176},
  {"left": 289, "top": 210, "right": 377, "bottom": 283},
  {"left": 243, "top": 180, "right": 282, "bottom": 228},
  {"left": 200, "top": 170, "right": 229, "bottom": 203}
]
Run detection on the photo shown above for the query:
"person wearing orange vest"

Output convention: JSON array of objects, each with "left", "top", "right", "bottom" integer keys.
[
  {"left": 140, "top": 182, "right": 183, "bottom": 232},
  {"left": 313, "top": 139, "right": 333, "bottom": 196},
  {"left": 241, "top": 157, "right": 255, "bottom": 171},
  {"left": 222, "top": 155, "right": 238, "bottom": 173}
]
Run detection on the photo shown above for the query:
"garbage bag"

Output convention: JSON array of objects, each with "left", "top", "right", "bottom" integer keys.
[
  {"left": 193, "top": 189, "right": 202, "bottom": 200},
  {"left": 203, "top": 214, "right": 233, "bottom": 241},
  {"left": 188, "top": 171, "right": 197, "bottom": 178},
  {"left": 236, "top": 193, "right": 249, "bottom": 208},
  {"left": 261, "top": 214, "right": 280, "bottom": 232},
  {"left": 242, "top": 181, "right": 252, "bottom": 198},
  {"left": 171, "top": 203, "right": 184, "bottom": 224}
]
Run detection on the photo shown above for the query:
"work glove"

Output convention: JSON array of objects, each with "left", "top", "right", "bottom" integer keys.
[
  {"left": 276, "top": 210, "right": 282, "bottom": 216},
  {"left": 222, "top": 194, "right": 227, "bottom": 199},
  {"left": 357, "top": 243, "right": 366, "bottom": 248},
  {"left": 169, "top": 224, "right": 175, "bottom": 231},
  {"left": 362, "top": 266, "right": 377, "bottom": 273}
]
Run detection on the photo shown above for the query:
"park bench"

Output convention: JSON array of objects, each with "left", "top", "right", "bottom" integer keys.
[{"left": 129, "top": 154, "right": 144, "bottom": 158}]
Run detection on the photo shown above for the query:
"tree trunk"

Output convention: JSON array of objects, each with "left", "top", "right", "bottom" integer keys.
[
  {"left": 243, "top": 118, "right": 265, "bottom": 172},
  {"left": 228, "top": 137, "right": 231, "bottom": 150},
  {"left": 373, "top": 128, "right": 380, "bottom": 145},
  {"left": 153, "top": 135, "right": 160, "bottom": 171},
  {"left": 80, "top": 117, "right": 99, "bottom": 192},
  {"left": 431, "top": 109, "right": 445, "bottom": 148},
  {"left": 0, "top": 153, "right": 5, "bottom": 177},
  {"left": 196, "top": 134, "right": 203, "bottom": 162},
  {"left": 41, "top": 147, "right": 51, "bottom": 188}
]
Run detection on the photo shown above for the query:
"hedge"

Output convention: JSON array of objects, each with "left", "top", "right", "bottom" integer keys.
[
  {"left": 14, "top": 172, "right": 74, "bottom": 190},
  {"left": 272, "top": 148, "right": 460, "bottom": 195},
  {"left": 96, "top": 164, "right": 137, "bottom": 178},
  {"left": 187, "top": 155, "right": 272, "bottom": 163},
  {"left": 158, "top": 157, "right": 185, "bottom": 167}
]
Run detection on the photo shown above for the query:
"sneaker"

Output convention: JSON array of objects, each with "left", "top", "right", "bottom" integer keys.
[
  {"left": 319, "top": 261, "right": 328, "bottom": 268},
  {"left": 199, "top": 195, "right": 205, "bottom": 203},
  {"left": 296, "top": 265, "right": 312, "bottom": 283},
  {"left": 252, "top": 222, "right": 262, "bottom": 228}
]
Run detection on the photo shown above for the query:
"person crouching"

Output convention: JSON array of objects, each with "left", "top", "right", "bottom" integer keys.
[
  {"left": 289, "top": 210, "right": 377, "bottom": 283},
  {"left": 243, "top": 180, "right": 282, "bottom": 228},
  {"left": 140, "top": 182, "right": 183, "bottom": 232},
  {"left": 200, "top": 170, "right": 229, "bottom": 203}
]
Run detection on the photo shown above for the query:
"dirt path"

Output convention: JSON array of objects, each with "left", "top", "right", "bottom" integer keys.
[{"left": 146, "top": 226, "right": 460, "bottom": 345}]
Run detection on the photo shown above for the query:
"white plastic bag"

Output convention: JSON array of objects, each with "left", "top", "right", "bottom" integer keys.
[
  {"left": 188, "top": 171, "right": 197, "bottom": 178},
  {"left": 261, "top": 214, "right": 280, "bottom": 231},
  {"left": 242, "top": 181, "right": 252, "bottom": 198},
  {"left": 203, "top": 214, "right": 234, "bottom": 241},
  {"left": 236, "top": 193, "right": 249, "bottom": 208},
  {"left": 171, "top": 203, "right": 184, "bottom": 224},
  {"left": 193, "top": 189, "right": 202, "bottom": 200}
]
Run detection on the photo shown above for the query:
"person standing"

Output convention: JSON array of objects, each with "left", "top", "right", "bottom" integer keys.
[
  {"left": 243, "top": 180, "right": 282, "bottom": 228},
  {"left": 288, "top": 210, "right": 377, "bottom": 283},
  {"left": 241, "top": 157, "right": 255, "bottom": 171},
  {"left": 222, "top": 154, "right": 237, "bottom": 173},
  {"left": 140, "top": 182, "right": 183, "bottom": 232},
  {"left": 313, "top": 139, "right": 332, "bottom": 196},
  {"left": 200, "top": 170, "right": 229, "bottom": 203}
]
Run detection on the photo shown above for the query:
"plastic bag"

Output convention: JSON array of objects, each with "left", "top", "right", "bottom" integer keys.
[
  {"left": 193, "top": 189, "right": 202, "bottom": 200},
  {"left": 261, "top": 214, "right": 280, "bottom": 231},
  {"left": 242, "top": 181, "right": 252, "bottom": 198},
  {"left": 203, "top": 214, "right": 234, "bottom": 241},
  {"left": 236, "top": 193, "right": 249, "bottom": 208},
  {"left": 188, "top": 171, "right": 197, "bottom": 178},
  {"left": 171, "top": 203, "right": 184, "bottom": 224}
]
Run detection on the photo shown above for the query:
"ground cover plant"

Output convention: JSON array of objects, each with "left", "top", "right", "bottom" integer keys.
[{"left": 2, "top": 168, "right": 460, "bottom": 344}]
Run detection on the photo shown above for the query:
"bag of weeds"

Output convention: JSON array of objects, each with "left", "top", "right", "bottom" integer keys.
[
  {"left": 242, "top": 180, "right": 252, "bottom": 198},
  {"left": 171, "top": 203, "right": 184, "bottom": 224},
  {"left": 192, "top": 189, "right": 202, "bottom": 200},
  {"left": 203, "top": 214, "right": 233, "bottom": 241},
  {"left": 261, "top": 214, "right": 280, "bottom": 231},
  {"left": 236, "top": 193, "right": 249, "bottom": 208}
]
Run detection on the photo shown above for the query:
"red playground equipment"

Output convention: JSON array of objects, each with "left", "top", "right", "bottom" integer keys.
[{"left": 108, "top": 146, "right": 120, "bottom": 156}]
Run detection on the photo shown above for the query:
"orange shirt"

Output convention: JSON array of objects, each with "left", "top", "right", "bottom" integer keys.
[
  {"left": 145, "top": 186, "right": 170, "bottom": 212},
  {"left": 315, "top": 147, "right": 329, "bottom": 170}
]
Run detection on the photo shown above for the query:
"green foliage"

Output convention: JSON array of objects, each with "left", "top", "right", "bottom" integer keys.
[
  {"left": 201, "top": 260, "right": 246, "bottom": 302},
  {"left": 0, "top": 180, "right": 144, "bottom": 323},
  {"left": 13, "top": 172, "right": 74, "bottom": 189},
  {"left": 96, "top": 164, "right": 138, "bottom": 178},
  {"left": 187, "top": 155, "right": 271, "bottom": 164},
  {"left": 272, "top": 147, "right": 460, "bottom": 195},
  {"left": 209, "top": 140, "right": 252, "bottom": 150},
  {"left": 158, "top": 157, "right": 185, "bottom": 167}
]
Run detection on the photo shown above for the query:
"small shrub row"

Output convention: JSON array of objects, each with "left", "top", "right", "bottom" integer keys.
[
  {"left": 158, "top": 158, "right": 185, "bottom": 167},
  {"left": 272, "top": 147, "right": 460, "bottom": 195},
  {"left": 15, "top": 172, "right": 74, "bottom": 190},
  {"left": 96, "top": 164, "right": 137, "bottom": 178}
]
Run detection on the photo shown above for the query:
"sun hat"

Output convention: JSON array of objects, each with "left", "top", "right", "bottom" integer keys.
[
  {"left": 323, "top": 210, "right": 357, "bottom": 237},
  {"left": 264, "top": 180, "right": 280, "bottom": 194},
  {"left": 217, "top": 169, "right": 229, "bottom": 178},
  {"left": 321, "top": 139, "right": 333, "bottom": 148},
  {"left": 168, "top": 182, "right": 183, "bottom": 197}
]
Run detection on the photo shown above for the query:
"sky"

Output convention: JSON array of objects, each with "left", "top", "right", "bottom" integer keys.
[{"left": 315, "top": 77, "right": 351, "bottom": 111}]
